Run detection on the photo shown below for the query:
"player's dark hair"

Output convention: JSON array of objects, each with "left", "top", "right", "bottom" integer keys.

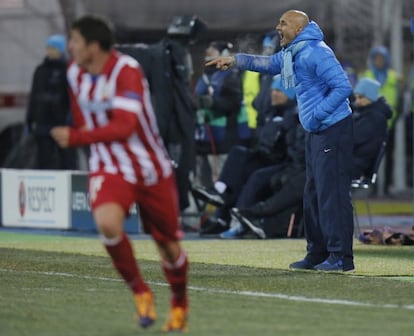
[{"left": 71, "top": 15, "right": 114, "bottom": 51}]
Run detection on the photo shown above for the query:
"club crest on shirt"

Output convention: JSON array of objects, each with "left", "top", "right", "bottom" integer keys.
[{"left": 79, "top": 98, "right": 112, "bottom": 111}]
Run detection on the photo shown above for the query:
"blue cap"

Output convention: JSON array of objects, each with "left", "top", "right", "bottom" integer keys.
[
  {"left": 46, "top": 34, "right": 66, "bottom": 54},
  {"left": 354, "top": 77, "right": 380, "bottom": 102},
  {"left": 262, "top": 36, "right": 275, "bottom": 48},
  {"left": 271, "top": 75, "right": 296, "bottom": 100}
]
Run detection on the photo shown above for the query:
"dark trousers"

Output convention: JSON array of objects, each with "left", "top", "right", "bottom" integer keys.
[
  {"left": 251, "top": 170, "right": 305, "bottom": 216},
  {"left": 304, "top": 115, "right": 354, "bottom": 262},
  {"left": 235, "top": 165, "right": 282, "bottom": 209},
  {"left": 219, "top": 145, "right": 274, "bottom": 208}
]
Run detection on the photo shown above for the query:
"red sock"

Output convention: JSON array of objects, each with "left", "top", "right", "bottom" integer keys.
[
  {"left": 103, "top": 232, "right": 149, "bottom": 295},
  {"left": 162, "top": 250, "right": 189, "bottom": 309}
]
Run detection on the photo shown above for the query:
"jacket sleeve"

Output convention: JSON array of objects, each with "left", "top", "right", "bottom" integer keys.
[
  {"left": 69, "top": 111, "right": 138, "bottom": 146},
  {"left": 235, "top": 53, "right": 282, "bottom": 75}
]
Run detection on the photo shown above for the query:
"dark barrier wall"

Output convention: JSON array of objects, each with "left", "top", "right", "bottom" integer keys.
[{"left": 71, "top": 173, "right": 139, "bottom": 234}]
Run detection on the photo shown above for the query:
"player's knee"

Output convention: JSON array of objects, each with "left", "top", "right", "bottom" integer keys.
[
  {"left": 96, "top": 219, "right": 121, "bottom": 237},
  {"left": 93, "top": 204, "right": 125, "bottom": 237}
]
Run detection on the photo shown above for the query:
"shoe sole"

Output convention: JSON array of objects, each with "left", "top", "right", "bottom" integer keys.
[
  {"left": 139, "top": 316, "right": 155, "bottom": 328},
  {"left": 314, "top": 268, "right": 355, "bottom": 273},
  {"left": 135, "top": 292, "right": 156, "bottom": 329},
  {"left": 192, "top": 188, "right": 224, "bottom": 207},
  {"left": 289, "top": 266, "right": 316, "bottom": 271},
  {"left": 231, "top": 209, "right": 266, "bottom": 239}
]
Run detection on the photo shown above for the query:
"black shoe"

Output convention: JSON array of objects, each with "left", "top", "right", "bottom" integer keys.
[
  {"left": 289, "top": 258, "right": 316, "bottom": 270},
  {"left": 192, "top": 185, "right": 225, "bottom": 207},
  {"left": 314, "top": 254, "right": 355, "bottom": 272},
  {"left": 289, "top": 254, "right": 328, "bottom": 271},
  {"left": 231, "top": 208, "right": 266, "bottom": 239},
  {"left": 199, "top": 217, "right": 228, "bottom": 235}
]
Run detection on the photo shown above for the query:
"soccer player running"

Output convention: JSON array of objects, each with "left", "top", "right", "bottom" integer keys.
[
  {"left": 207, "top": 10, "right": 355, "bottom": 272},
  {"left": 51, "top": 15, "right": 189, "bottom": 332}
]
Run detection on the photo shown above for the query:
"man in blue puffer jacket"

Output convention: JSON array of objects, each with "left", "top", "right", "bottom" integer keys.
[{"left": 207, "top": 10, "right": 354, "bottom": 272}]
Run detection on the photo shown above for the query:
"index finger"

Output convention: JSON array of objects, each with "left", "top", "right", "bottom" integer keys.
[{"left": 205, "top": 58, "right": 218, "bottom": 67}]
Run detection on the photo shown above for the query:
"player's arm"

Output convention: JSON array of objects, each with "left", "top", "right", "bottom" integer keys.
[{"left": 53, "top": 66, "right": 142, "bottom": 147}]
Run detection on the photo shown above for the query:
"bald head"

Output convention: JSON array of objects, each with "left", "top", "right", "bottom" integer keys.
[
  {"left": 276, "top": 10, "right": 309, "bottom": 47},
  {"left": 285, "top": 10, "right": 309, "bottom": 28}
]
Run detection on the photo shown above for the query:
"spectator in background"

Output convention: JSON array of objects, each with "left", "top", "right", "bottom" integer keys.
[
  {"left": 26, "top": 34, "right": 77, "bottom": 170},
  {"left": 352, "top": 77, "right": 392, "bottom": 179},
  {"left": 360, "top": 45, "right": 401, "bottom": 194},
  {"left": 193, "top": 41, "right": 250, "bottom": 188},
  {"left": 51, "top": 15, "right": 189, "bottom": 332}
]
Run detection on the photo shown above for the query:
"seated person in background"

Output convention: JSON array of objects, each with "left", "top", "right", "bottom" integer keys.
[
  {"left": 221, "top": 114, "right": 306, "bottom": 239},
  {"left": 352, "top": 77, "right": 392, "bottom": 179},
  {"left": 193, "top": 75, "right": 297, "bottom": 235}
]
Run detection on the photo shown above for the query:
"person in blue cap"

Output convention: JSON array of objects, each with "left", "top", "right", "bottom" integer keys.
[
  {"left": 359, "top": 46, "right": 401, "bottom": 196},
  {"left": 207, "top": 10, "right": 355, "bottom": 271},
  {"left": 26, "top": 33, "right": 77, "bottom": 169},
  {"left": 46, "top": 34, "right": 67, "bottom": 59},
  {"left": 352, "top": 77, "right": 392, "bottom": 179}
]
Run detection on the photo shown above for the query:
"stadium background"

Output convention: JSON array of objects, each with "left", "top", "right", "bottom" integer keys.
[{"left": 0, "top": 0, "right": 414, "bottom": 194}]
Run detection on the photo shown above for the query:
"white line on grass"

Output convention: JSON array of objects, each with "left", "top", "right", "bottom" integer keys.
[{"left": 1, "top": 268, "right": 413, "bottom": 311}]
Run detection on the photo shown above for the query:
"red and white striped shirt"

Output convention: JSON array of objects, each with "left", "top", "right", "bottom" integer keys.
[{"left": 67, "top": 50, "right": 172, "bottom": 185}]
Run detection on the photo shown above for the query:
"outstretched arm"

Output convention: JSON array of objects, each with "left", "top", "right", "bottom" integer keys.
[
  {"left": 205, "top": 56, "right": 236, "bottom": 70},
  {"left": 207, "top": 53, "right": 281, "bottom": 74}
]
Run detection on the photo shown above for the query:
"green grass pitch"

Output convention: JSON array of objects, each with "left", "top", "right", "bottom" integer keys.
[{"left": 1, "top": 231, "right": 414, "bottom": 335}]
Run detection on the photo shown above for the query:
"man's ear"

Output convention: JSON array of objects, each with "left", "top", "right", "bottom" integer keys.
[{"left": 296, "top": 25, "right": 305, "bottom": 34}]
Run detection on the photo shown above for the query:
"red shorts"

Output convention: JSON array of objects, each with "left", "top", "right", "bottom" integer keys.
[{"left": 88, "top": 172, "right": 182, "bottom": 243}]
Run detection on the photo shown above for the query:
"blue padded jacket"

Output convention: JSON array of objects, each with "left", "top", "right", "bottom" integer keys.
[{"left": 235, "top": 21, "right": 352, "bottom": 132}]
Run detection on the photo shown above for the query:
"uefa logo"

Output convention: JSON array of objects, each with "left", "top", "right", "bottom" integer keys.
[{"left": 18, "top": 180, "right": 25, "bottom": 217}]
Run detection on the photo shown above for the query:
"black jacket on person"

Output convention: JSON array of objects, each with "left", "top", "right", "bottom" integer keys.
[
  {"left": 26, "top": 57, "right": 71, "bottom": 134},
  {"left": 352, "top": 97, "right": 392, "bottom": 179}
]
